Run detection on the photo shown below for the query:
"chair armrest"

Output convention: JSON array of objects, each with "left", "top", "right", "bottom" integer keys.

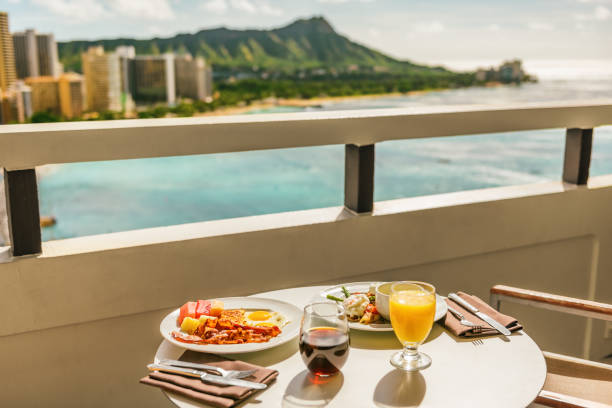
[
  {"left": 535, "top": 391, "right": 612, "bottom": 408},
  {"left": 490, "top": 285, "right": 612, "bottom": 321}
]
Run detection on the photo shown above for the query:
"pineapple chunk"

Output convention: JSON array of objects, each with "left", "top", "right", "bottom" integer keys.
[
  {"left": 180, "top": 316, "right": 201, "bottom": 335},
  {"left": 200, "top": 315, "right": 218, "bottom": 328},
  {"left": 209, "top": 300, "right": 224, "bottom": 317}
]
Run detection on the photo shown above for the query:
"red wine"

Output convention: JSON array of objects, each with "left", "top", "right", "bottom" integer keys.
[{"left": 299, "top": 327, "right": 350, "bottom": 376}]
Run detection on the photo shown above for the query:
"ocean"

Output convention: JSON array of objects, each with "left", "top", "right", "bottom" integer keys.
[{"left": 37, "top": 60, "right": 612, "bottom": 241}]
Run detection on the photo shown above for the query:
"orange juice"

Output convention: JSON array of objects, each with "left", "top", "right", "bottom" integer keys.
[{"left": 390, "top": 288, "right": 436, "bottom": 345}]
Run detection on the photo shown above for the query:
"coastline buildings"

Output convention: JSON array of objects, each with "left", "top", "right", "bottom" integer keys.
[
  {"left": 0, "top": 10, "right": 215, "bottom": 122},
  {"left": 58, "top": 73, "right": 85, "bottom": 118},
  {"left": 13, "top": 29, "right": 61, "bottom": 78},
  {"left": 0, "top": 81, "right": 31, "bottom": 123},
  {"left": 25, "top": 74, "right": 84, "bottom": 119},
  {"left": 175, "top": 54, "right": 213, "bottom": 101},
  {"left": 12, "top": 29, "right": 37, "bottom": 78},
  {"left": 26, "top": 76, "right": 59, "bottom": 114},
  {"left": 80, "top": 46, "right": 213, "bottom": 113},
  {"left": 0, "top": 11, "right": 26, "bottom": 124},
  {"left": 82, "top": 46, "right": 122, "bottom": 112},
  {"left": 130, "top": 53, "right": 176, "bottom": 105},
  {"left": 36, "top": 33, "right": 60, "bottom": 77},
  {"left": 0, "top": 12, "right": 16, "bottom": 92},
  {"left": 475, "top": 59, "right": 526, "bottom": 83},
  {"left": 116, "top": 45, "right": 135, "bottom": 112}
]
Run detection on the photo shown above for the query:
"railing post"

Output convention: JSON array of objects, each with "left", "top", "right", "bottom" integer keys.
[
  {"left": 344, "top": 144, "right": 374, "bottom": 213},
  {"left": 3, "top": 169, "right": 42, "bottom": 256},
  {"left": 563, "top": 128, "right": 593, "bottom": 185}
]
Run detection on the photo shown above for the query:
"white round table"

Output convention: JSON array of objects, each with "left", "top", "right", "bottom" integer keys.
[{"left": 154, "top": 285, "right": 546, "bottom": 407}]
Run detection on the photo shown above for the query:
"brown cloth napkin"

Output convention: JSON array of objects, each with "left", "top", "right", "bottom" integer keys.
[
  {"left": 140, "top": 351, "right": 278, "bottom": 408},
  {"left": 443, "top": 292, "right": 522, "bottom": 337}
]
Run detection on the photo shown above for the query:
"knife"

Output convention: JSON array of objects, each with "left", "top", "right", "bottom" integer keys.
[
  {"left": 147, "top": 364, "right": 267, "bottom": 390},
  {"left": 448, "top": 293, "right": 511, "bottom": 336}
]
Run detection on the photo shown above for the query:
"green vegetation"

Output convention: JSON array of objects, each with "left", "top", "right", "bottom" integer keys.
[
  {"left": 215, "top": 72, "right": 475, "bottom": 104},
  {"left": 58, "top": 16, "right": 440, "bottom": 74},
  {"left": 26, "top": 70, "right": 477, "bottom": 123},
  {"left": 30, "top": 111, "right": 61, "bottom": 123}
]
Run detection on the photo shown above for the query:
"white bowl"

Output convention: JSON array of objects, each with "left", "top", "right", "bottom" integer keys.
[{"left": 375, "top": 282, "right": 393, "bottom": 321}]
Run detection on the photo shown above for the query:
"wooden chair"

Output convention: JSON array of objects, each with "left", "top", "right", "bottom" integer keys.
[{"left": 489, "top": 285, "right": 612, "bottom": 408}]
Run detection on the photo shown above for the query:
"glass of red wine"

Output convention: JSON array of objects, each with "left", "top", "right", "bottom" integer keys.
[{"left": 299, "top": 302, "right": 350, "bottom": 377}]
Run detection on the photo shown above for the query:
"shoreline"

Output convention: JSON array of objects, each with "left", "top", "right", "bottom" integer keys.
[{"left": 193, "top": 88, "right": 446, "bottom": 117}]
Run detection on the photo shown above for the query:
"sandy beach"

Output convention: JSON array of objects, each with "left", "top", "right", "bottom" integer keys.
[{"left": 192, "top": 89, "right": 442, "bottom": 117}]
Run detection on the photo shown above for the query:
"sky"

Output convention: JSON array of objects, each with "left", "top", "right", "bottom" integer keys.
[{"left": 2, "top": 0, "right": 611, "bottom": 67}]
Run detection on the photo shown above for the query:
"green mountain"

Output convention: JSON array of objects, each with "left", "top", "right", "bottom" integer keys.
[{"left": 58, "top": 16, "right": 441, "bottom": 74}]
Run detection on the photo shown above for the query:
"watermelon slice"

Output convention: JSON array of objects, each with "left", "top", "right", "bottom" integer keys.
[{"left": 178, "top": 301, "right": 197, "bottom": 325}]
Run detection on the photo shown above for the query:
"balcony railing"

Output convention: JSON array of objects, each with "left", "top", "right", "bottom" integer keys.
[
  {"left": 1, "top": 100, "right": 611, "bottom": 256},
  {"left": 2, "top": 102, "right": 612, "bottom": 407}
]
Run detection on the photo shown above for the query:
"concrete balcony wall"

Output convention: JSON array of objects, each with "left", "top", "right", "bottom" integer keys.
[{"left": 0, "top": 176, "right": 611, "bottom": 407}]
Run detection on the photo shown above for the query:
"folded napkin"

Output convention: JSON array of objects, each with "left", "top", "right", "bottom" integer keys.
[
  {"left": 443, "top": 292, "right": 522, "bottom": 337},
  {"left": 140, "top": 351, "right": 278, "bottom": 408}
]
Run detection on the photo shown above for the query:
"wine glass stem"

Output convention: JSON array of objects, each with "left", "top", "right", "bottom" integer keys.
[{"left": 402, "top": 345, "right": 418, "bottom": 360}]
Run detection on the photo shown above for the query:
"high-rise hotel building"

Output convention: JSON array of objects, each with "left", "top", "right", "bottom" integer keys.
[
  {"left": 0, "top": 11, "right": 16, "bottom": 92},
  {"left": 130, "top": 54, "right": 176, "bottom": 106},
  {"left": 115, "top": 45, "right": 135, "bottom": 112},
  {"left": 82, "top": 46, "right": 122, "bottom": 112},
  {"left": 36, "top": 33, "right": 59, "bottom": 77},
  {"left": 13, "top": 29, "right": 60, "bottom": 79},
  {"left": 12, "top": 29, "right": 38, "bottom": 78},
  {"left": 175, "top": 54, "right": 212, "bottom": 101}
]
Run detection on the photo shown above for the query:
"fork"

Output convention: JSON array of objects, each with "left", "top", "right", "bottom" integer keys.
[
  {"left": 448, "top": 305, "right": 481, "bottom": 330},
  {"left": 158, "top": 359, "right": 256, "bottom": 379},
  {"left": 472, "top": 338, "right": 484, "bottom": 346}
]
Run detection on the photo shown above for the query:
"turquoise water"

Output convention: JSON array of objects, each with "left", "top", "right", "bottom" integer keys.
[{"left": 38, "top": 78, "right": 612, "bottom": 241}]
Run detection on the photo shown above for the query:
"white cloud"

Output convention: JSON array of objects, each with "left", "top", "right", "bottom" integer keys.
[
  {"left": 201, "top": 0, "right": 282, "bottom": 16},
  {"left": 230, "top": 0, "right": 257, "bottom": 13},
  {"left": 575, "top": 5, "right": 611, "bottom": 20},
  {"left": 259, "top": 2, "right": 283, "bottom": 16},
  {"left": 317, "top": 0, "right": 375, "bottom": 3},
  {"left": 527, "top": 22, "right": 555, "bottom": 31},
  {"left": 595, "top": 5, "right": 611, "bottom": 19},
  {"left": 413, "top": 21, "right": 445, "bottom": 33},
  {"left": 31, "top": 0, "right": 174, "bottom": 22},
  {"left": 31, "top": 0, "right": 108, "bottom": 22},
  {"left": 107, "top": 0, "right": 175, "bottom": 20},
  {"left": 202, "top": 0, "right": 229, "bottom": 14},
  {"left": 368, "top": 28, "right": 381, "bottom": 38},
  {"left": 487, "top": 23, "right": 501, "bottom": 32}
]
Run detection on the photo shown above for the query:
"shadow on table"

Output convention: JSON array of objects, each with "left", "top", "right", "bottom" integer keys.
[
  {"left": 282, "top": 370, "right": 343, "bottom": 408},
  {"left": 373, "top": 370, "right": 426, "bottom": 408},
  {"left": 227, "top": 338, "right": 299, "bottom": 367}
]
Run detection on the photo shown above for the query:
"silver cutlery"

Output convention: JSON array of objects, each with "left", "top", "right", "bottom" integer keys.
[
  {"left": 157, "top": 359, "right": 256, "bottom": 379},
  {"left": 148, "top": 364, "right": 267, "bottom": 390},
  {"left": 447, "top": 305, "right": 483, "bottom": 332},
  {"left": 448, "top": 293, "right": 511, "bottom": 336},
  {"left": 472, "top": 339, "right": 484, "bottom": 346}
]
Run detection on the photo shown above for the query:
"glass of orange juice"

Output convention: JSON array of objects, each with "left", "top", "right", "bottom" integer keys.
[{"left": 389, "top": 281, "right": 436, "bottom": 371}]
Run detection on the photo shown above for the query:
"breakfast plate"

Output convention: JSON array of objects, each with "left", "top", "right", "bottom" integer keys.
[
  {"left": 160, "top": 297, "right": 301, "bottom": 353},
  {"left": 317, "top": 282, "right": 448, "bottom": 332}
]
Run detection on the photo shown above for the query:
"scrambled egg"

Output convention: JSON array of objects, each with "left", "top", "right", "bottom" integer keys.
[{"left": 343, "top": 294, "right": 370, "bottom": 320}]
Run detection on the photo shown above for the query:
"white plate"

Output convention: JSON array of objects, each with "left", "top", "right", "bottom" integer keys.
[
  {"left": 317, "top": 282, "right": 448, "bottom": 332},
  {"left": 160, "top": 297, "right": 302, "bottom": 354}
]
